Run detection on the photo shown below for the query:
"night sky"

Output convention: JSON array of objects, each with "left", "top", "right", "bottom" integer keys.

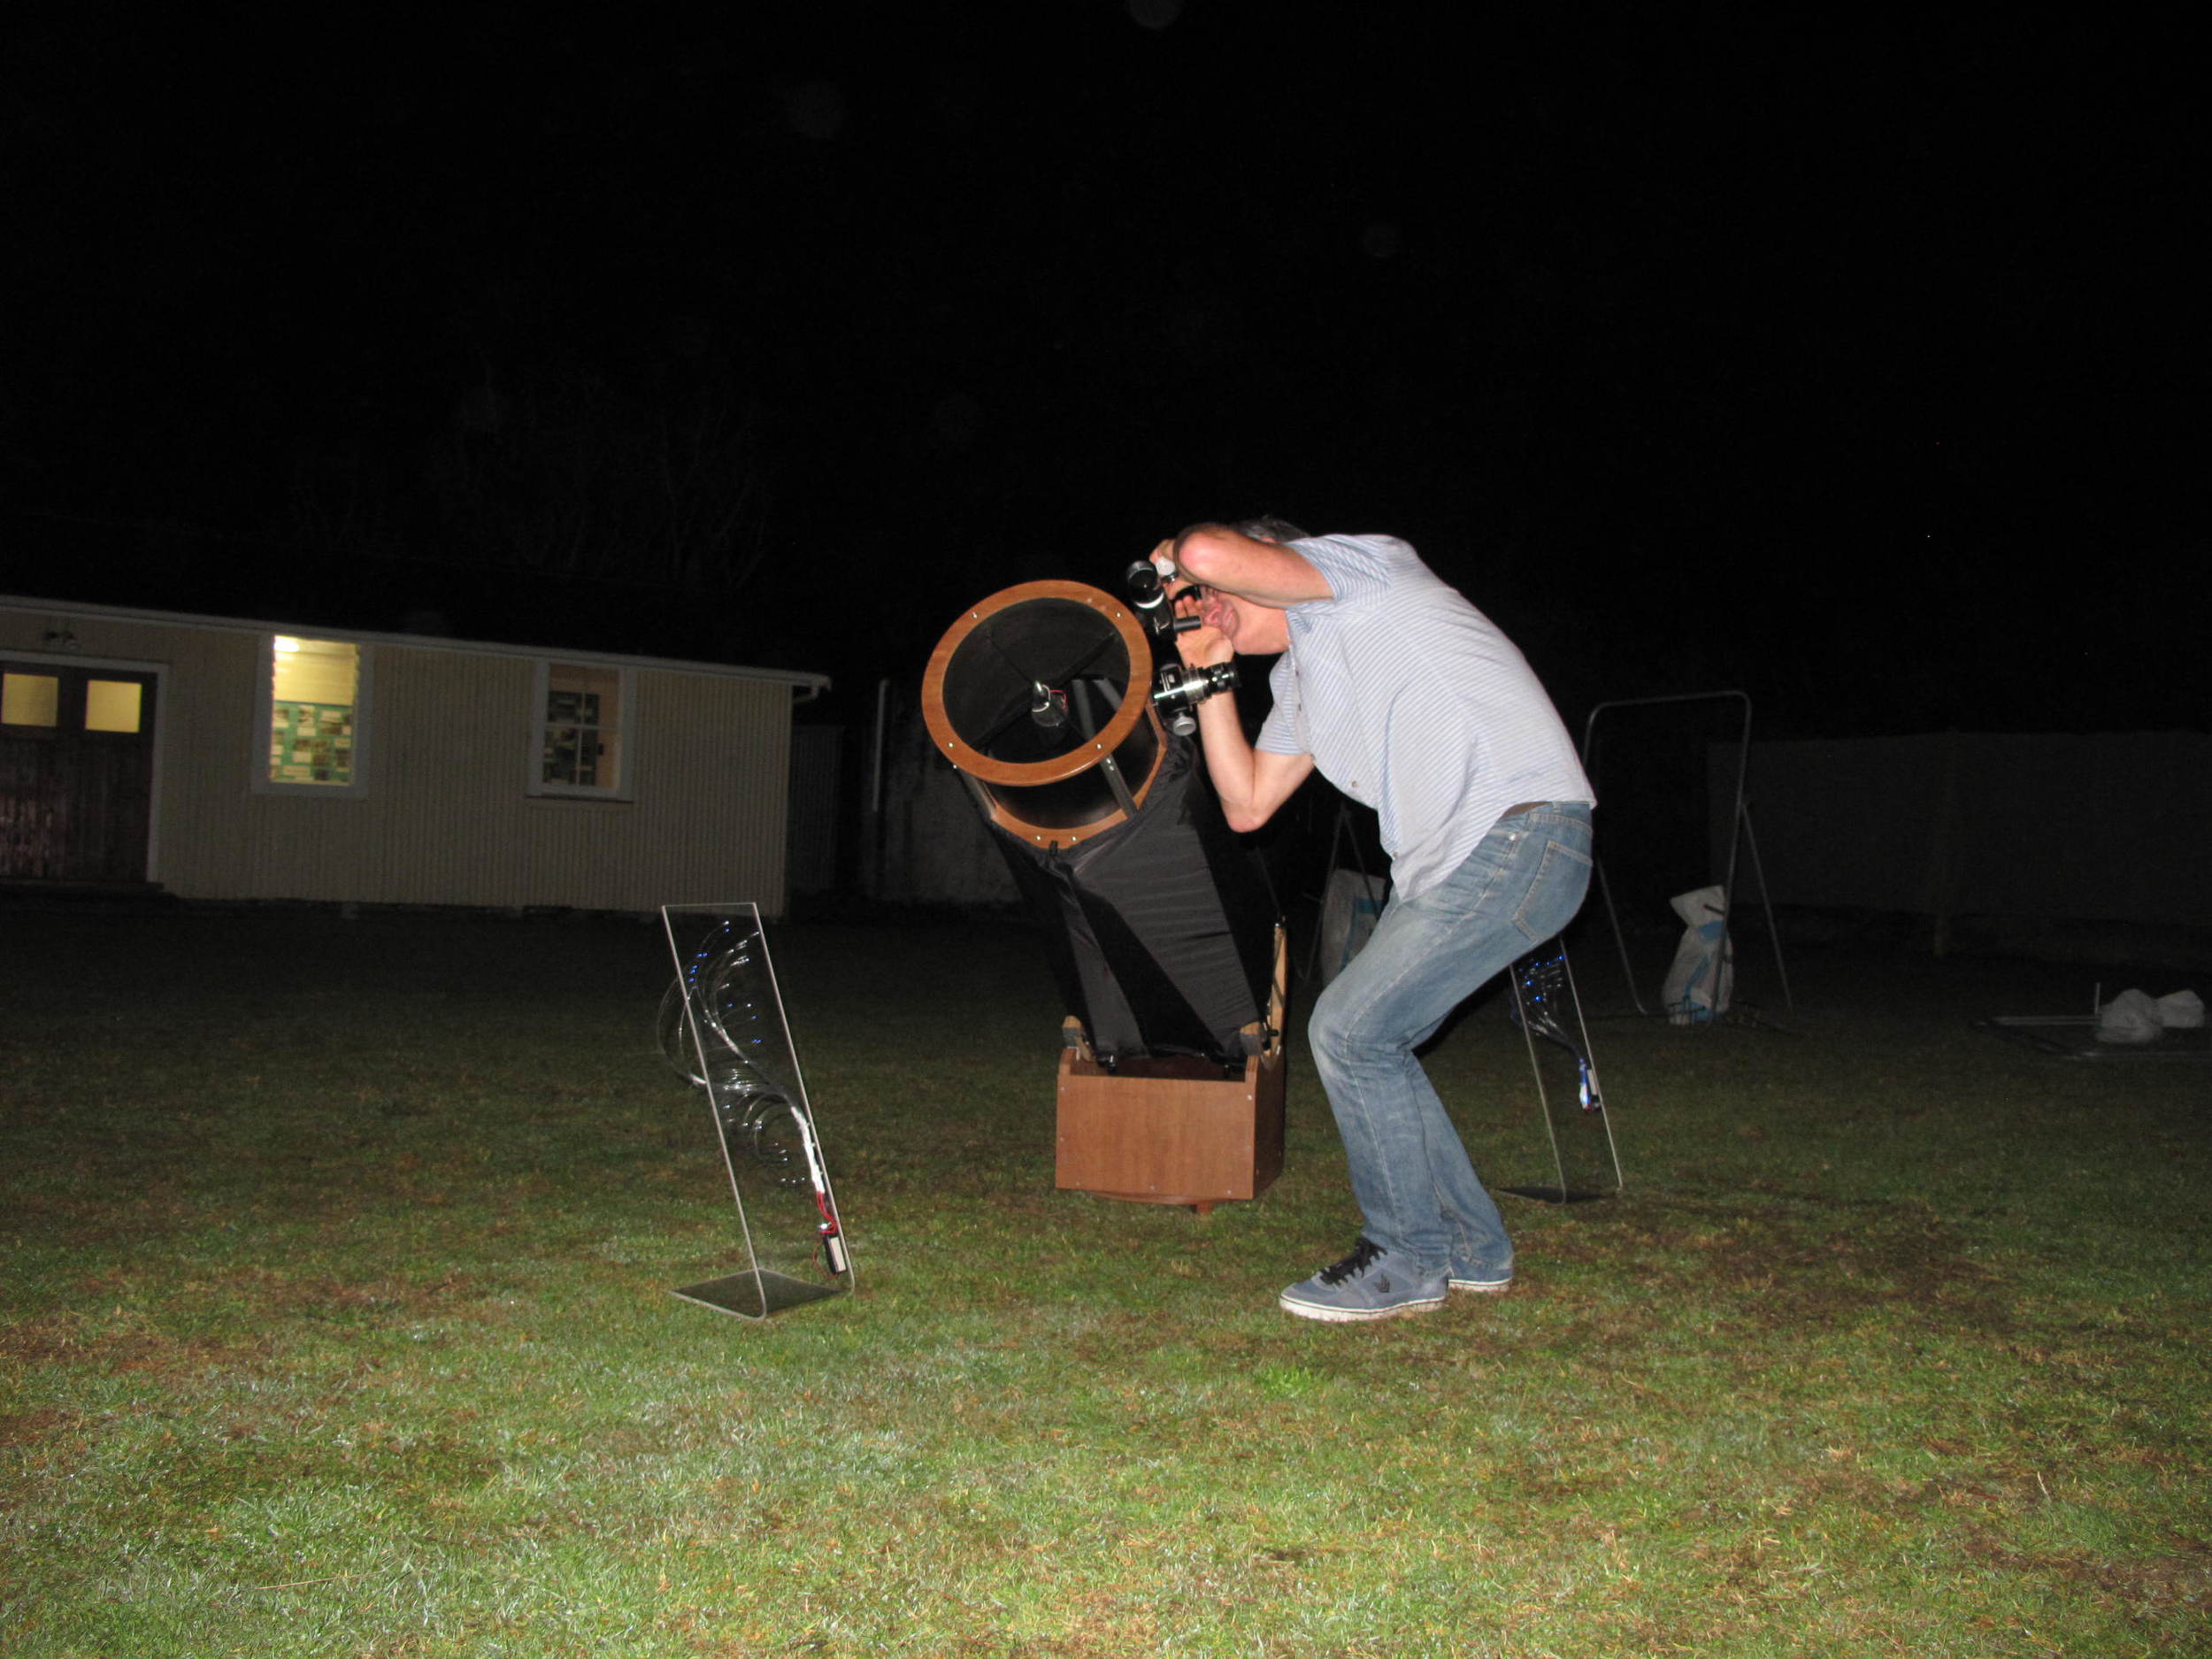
[{"left": 6, "top": 8, "right": 2201, "bottom": 741}]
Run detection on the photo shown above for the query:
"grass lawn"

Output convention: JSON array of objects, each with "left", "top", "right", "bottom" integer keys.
[{"left": 3, "top": 903, "right": 2207, "bottom": 1656}]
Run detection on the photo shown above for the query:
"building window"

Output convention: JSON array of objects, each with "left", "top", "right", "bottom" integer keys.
[
  {"left": 85, "top": 679, "right": 145, "bottom": 733},
  {"left": 530, "top": 661, "right": 632, "bottom": 799},
  {"left": 3, "top": 671, "right": 148, "bottom": 733},
  {"left": 3, "top": 671, "right": 61, "bottom": 727},
  {"left": 255, "top": 636, "right": 369, "bottom": 795}
]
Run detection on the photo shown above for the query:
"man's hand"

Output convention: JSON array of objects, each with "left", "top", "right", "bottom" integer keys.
[
  {"left": 1171, "top": 583, "right": 1233, "bottom": 670},
  {"left": 1148, "top": 536, "right": 1231, "bottom": 667},
  {"left": 1144, "top": 530, "right": 1313, "bottom": 831}
]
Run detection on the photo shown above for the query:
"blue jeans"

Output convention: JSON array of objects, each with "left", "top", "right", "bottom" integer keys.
[{"left": 1306, "top": 804, "right": 1594, "bottom": 1279}]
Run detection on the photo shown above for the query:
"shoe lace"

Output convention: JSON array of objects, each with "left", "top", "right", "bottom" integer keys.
[{"left": 1317, "top": 1239, "right": 1385, "bottom": 1285}]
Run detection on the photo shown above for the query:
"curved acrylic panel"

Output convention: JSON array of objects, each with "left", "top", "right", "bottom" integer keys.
[
  {"left": 1502, "top": 941, "right": 1623, "bottom": 1205},
  {"left": 661, "top": 902, "right": 853, "bottom": 1318}
]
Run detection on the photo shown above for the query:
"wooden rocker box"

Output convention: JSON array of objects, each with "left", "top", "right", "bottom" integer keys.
[{"left": 1054, "top": 929, "right": 1288, "bottom": 1214}]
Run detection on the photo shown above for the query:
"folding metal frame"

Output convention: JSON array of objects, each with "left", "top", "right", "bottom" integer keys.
[{"left": 1579, "top": 689, "right": 1793, "bottom": 1018}]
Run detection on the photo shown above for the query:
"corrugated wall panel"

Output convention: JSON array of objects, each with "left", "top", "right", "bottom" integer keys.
[
  {"left": 642, "top": 672, "right": 793, "bottom": 910},
  {"left": 0, "top": 611, "right": 800, "bottom": 914},
  {"left": 343, "top": 647, "right": 519, "bottom": 904}
]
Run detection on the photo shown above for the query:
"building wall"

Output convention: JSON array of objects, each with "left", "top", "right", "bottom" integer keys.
[
  {"left": 1, "top": 606, "right": 797, "bottom": 913},
  {"left": 1740, "top": 732, "right": 2212, "bottom": 931}
]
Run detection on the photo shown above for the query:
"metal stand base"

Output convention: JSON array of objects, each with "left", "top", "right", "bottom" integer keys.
[
  {"left": 1499, "top": 1184, "right": 1615, "bottom": 1205},
  {"left": 673, "top": 1269, "right": 846, "bottom": 1320}
]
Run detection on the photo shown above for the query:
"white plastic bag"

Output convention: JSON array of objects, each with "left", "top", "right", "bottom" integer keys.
[
  {"left": 2099, "top": 987, "right": 2163, "bottom": 1044},
  {"left": 1662, "top": 886, "right": 1734, "bottom": 1025},
  {"left": 2156, "top": 989, "right": 2205, "bottom": 1030},
  {"left": 2099, "top": 987, "right": 2203, "bottom": 1043}
]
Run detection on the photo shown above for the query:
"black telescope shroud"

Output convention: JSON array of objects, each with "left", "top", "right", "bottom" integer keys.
[
  {"left": 919, "top": 579, "right": 1276, "bottom": 1065},
  {"left": 992, "top": 723, "right": 1277, "bottom": 1066}
]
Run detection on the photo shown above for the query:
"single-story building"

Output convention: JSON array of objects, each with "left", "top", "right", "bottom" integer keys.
[{"left": 0, "top": 595, "right": 829, "bottom": 915}]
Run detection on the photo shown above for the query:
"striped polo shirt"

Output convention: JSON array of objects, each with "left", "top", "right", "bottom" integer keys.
[{"left": 1256, "top": 534, "right": 1594, "bottom": 900}]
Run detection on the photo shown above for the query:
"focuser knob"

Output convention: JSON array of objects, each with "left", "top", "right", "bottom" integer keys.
[{"left": 1152, "top": 660, "right": 1240, "bottom": 733}]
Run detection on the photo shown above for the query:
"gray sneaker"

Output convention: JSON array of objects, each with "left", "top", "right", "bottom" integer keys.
[
  {"left": 1279, "top": 1239, "right": 1447, "bottom": 1323},
  {"left": 1448, "top": 1263, "right": 1514, "bottom": 1295}
]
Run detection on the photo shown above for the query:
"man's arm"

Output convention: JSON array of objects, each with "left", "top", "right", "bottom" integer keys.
[
  {"left": 1193, "top": 690, "right": 1314, "bottom": 833},
  {"left": 1169, "top": 526, "right": 1334, "bottom": 608},
  {"left": 1143, "top": 524, "right": 1325, "bottom": 832},
  {"left": 1165, "top": 597, "right": 1313, "bottom": 831}
]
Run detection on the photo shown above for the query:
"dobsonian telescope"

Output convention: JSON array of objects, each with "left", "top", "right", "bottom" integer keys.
[{"left": 921, "top": 566, "right": 1289, "bottom": 1212}]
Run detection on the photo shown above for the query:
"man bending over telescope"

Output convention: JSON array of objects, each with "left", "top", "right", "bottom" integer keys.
[{"left": 1154, "top": 520, "right": 1595, "bottom": 1323}]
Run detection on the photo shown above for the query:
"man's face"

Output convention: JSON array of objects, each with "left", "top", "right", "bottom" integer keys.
[{"left": 1179, "top": 583, "right": 1292, "bottom": 656}]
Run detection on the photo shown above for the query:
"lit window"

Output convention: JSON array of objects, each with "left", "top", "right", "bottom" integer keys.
[
  {"left": 3, "top": 672, "right": 60, "bottom": 727},
  {"left": 2, "top": 669, "right": 153, "bottom": 734},
  {"left": 85, "top": 680, "right": 144, "bottom": 733},
  {"left": 256, "top": 636, "right": 369, "bottom": 795},
  {"left": 530, "top": 661, "right": 632, "bottom": 799}
]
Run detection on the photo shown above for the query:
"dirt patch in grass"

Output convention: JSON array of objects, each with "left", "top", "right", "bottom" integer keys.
[
  {"left": 228, "top": 1263, "right": 485, "bottom": 1320},
  {"left": 0, "top": 1404, "right": 91, "bottom": 1494},
  {"left": 10, "top": 1263, "right": 501, "bottom": 1395},
  {"left": 0, "top": 1308, "right": 271, "bottom": 1381},
  {"left": 158, "top": 1427, "right": 505, "bottom": 1507},
  {"left": 1967, "top": 1531, "right": 2212, "bottom": 1626},
  {"left": 8, "top": 1182, "right": 204, "bottom": 1248},
  {"left": 1629, "top": 1194, "right": 2012, "bottom": 1336}
]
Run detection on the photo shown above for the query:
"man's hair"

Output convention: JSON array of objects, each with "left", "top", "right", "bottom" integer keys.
[
  {"left": 1174, "top": 516, "right": 1310, "bottom": 551},
  {"left": 1232, "top": 516, "right": 1310, "bottom": 544}
]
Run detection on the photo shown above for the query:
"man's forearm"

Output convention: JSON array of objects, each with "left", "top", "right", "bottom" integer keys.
[
  {"left": 1194, "top": 694, "right": 1311, "bottom": 833},
  {"left": 1194, "top": 692, "right": 1262, "bottom": 829},
  {"left": 1171, "top": 527, "right": 1334, "bottom": 609}
]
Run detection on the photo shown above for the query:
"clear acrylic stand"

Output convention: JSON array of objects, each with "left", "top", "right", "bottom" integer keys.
[
  {"left": 658, "top": 902, "right": 853, "bottom": 1319},
  {"left": 1501, "top": 940, "right": 1624, "bottom": 1204}
]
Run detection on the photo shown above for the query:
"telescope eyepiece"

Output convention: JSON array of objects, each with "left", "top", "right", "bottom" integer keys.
[{"left": 1129, "top": 560, "right": 1197, "bottom": 638}]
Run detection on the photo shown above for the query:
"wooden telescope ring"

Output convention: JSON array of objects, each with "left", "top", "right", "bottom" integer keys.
[{"left": 921, "top": 580, "right": 1168, "bottom": 849}]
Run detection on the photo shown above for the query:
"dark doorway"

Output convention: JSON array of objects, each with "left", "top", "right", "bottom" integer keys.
[{"left": 1, "top": 661, "right": 159, "bottom": 883}]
